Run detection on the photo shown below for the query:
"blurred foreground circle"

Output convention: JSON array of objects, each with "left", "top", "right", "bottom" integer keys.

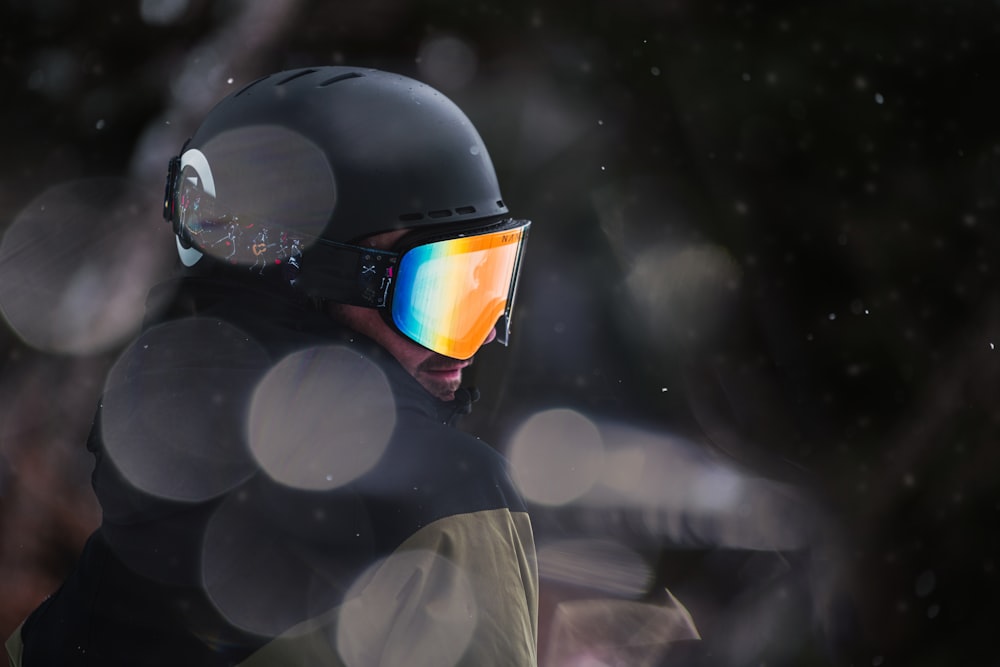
[
  {"left": 248, "top": 346, "right": 396, "bottom": 491},
  {"left": 101, "top": 317, "right": 267, "bottom": 502},
  {"left": 506, "top": 407, "right": 605, "bottom": 506},
  {"left": 0, "top": 177, "right": 173, "bottom": 354}
]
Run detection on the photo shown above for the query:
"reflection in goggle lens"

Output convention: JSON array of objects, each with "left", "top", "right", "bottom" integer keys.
[{"left": 392, "top": 222, "right": 528, "bottom": 359}]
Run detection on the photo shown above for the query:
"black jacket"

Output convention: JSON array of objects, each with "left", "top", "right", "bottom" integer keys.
[{"left": 14, "top": 274, "right": 538, "bottom": 666}]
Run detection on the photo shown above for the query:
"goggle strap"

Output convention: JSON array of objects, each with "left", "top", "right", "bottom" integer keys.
[
  {"left": 163, "top": 155, "right": 181, "bottom": 224},
  {"left": 297, "top": 241, "right": 397, "bottom": 307}
]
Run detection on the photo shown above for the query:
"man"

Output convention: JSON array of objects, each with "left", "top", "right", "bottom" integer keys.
[{"left": 7, "top": 66, "right": 537, "bottom": 666}]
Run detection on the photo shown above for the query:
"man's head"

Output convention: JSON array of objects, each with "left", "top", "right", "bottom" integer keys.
[{"left": 163, "top": 66, "right": 529, "bottom": 400}]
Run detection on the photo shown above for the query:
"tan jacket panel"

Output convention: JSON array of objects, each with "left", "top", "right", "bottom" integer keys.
[{"left": 239, "top": 507, "right": 537, "bottom": 667}]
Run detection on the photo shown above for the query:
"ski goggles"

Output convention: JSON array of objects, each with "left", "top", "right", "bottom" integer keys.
[{"left": 301, "top": 218, "right": 530, "bottom": 360}]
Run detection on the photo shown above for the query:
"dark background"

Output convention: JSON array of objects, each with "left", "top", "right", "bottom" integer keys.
[{"left": 1, "top": 1, "right": 998, "bottom": 665}]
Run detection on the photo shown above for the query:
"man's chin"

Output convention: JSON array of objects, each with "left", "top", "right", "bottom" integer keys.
[{"left": 417, "top": 370, "right": 462, "bottom": 402}]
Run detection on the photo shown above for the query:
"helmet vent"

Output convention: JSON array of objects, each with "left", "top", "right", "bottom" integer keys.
[
  {"left": 399, "top": 205, "right": 478, "bottom": 222},
  {"left": 234, "top": 74, "right": 272, "bottom": 97},
  {"left": 496, "top": 200, "right": 505, "bottom": 208},
  {"left": 276, "top": 69, "right": 318, "bottom": 86},
  {"left": 319, "top": 72, "right": 364, "bottom": 87}
]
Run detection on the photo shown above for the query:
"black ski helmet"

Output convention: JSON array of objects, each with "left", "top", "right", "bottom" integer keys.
[{"left": 162, "top": 66, "right": 510, "bottom": 292}]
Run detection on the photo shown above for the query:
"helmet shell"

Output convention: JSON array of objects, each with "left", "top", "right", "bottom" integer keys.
[{"left": 172, "top": 66, "right": 508, "bottom": 250}]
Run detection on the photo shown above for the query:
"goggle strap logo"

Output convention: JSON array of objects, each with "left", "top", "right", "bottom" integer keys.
[{"left": 357, "top": 251, "right": 396, "bottom": 307}]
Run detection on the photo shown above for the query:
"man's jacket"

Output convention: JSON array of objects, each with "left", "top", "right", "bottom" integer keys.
[{"left": 8, "top": 273, "right": 538, "bottom": 666}]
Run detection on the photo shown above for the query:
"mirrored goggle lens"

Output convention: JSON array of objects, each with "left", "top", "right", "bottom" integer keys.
[{"left": 392, "top": 222, "right": 529, "bottom": 359}]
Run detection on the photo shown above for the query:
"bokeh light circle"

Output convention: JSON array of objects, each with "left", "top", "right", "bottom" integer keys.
[
  {"left": 176, "top": 125, "right": 335, "bottom": 269},
  {"left": 100, "top": 317, "right": 267, "bottom": 502},
  {"left": 0, "top": 177, "right": 174, "bottom": 354},
  {"left": 201, "top": 485, "right": 374, "bottom": 639},
  {"left": 248, "top": 346, "right": 395, "bottom": 491},
  {"left": 506, "top": 408, "right": 605, "bottom": 506}
]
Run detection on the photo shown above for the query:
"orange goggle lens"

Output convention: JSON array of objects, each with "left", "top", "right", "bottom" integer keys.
[{"left": 391, "top": 221, "right": 529, "bottom": 359}]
